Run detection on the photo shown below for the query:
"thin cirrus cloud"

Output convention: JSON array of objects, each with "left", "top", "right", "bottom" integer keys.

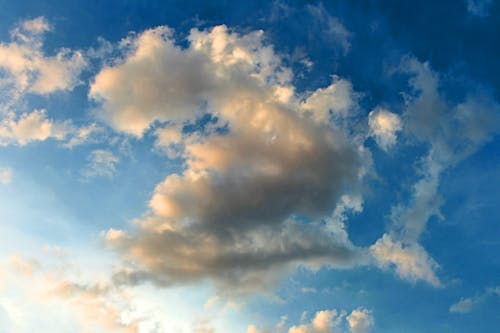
[{"left": 92, "top": 24, "right": 370, "bottom": 294}]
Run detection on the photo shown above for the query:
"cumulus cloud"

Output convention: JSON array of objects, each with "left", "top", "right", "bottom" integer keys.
[
  {"left": 0, "top": 109, "right": 102, "bottom": 147},
  {"left": 346, "top": 309, "right": 374, "bottom": 333},
  {"left": 94, "top": 25, "right": 367, "bottom": 294},
  {"left": 368, "top": 108, "right": 402, "bottom": 151},
  {"left": 81, "top": 149, "right": 119, "bottom": 179},
  {"left": 300, "top": 77, "right": 358, "bottom": 122},
  {"left": 0, "top": 167, "right": 12, "bottom": 184},
  {"left": 0, "top": 109, "right": 70, "bottom": 145},
  {"left": 450, "top": 287, "right": 500, "bottom": 314},
  {"left": 89, "top": 25, "right": 292, "bottom": 136},
  {"left": 248, "top": 308, "right": 373, "bottom": 333},
  {"left": 0, "top": 17, "right": 85, "bottom": 108}
]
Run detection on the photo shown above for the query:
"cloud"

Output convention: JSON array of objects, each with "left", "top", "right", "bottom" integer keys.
[
  {"left": 346, "top": 309, "right": 373, "bottom": 333},
  {"left": 0, "top": 109, "right": 70, "bottom": 145},
  {"left": 306, "top": 4, "right": 351, "bottom": 55},
  {"left": 0, "top": 167, "right": 12, "bottom": 184},
  {"left": 81, "top": 149, "right": 119, "bottom": 179},
  {"left": 300, "top": 77, "right": 358, "bottom": 122},
  {"left": 370, "top": 57, "right": 500, "bottom": 286},
  {"left": 370, "top": 234, "right": 441, "bottom": 287},
  {"left": 0, "top": 17, "right": 85, "bottom": 108},
  {"left": 0, "top": 109, "right": 102, "bottom": 147},
  {"left": 95, "top": 25, "right": 368, "bottom": 295},
  {"left": 368, "top": 108, "right": 402, "bottom": 151},
  {"left": 450, "top": 287, "right": 500, "bottom": 314},
  {"left": 466, "top": 0, "right": 493, "bottom": 16},
  {"left": 89, "top": 25, "right": 292, "bottom": 136},
  {"left": 248, "top": 308, "right": 373, "bottom": 333}
]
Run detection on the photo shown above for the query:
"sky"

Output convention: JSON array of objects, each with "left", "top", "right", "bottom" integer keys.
[{"left": 0, "top": 0, "right": 499, "bottom": 332}]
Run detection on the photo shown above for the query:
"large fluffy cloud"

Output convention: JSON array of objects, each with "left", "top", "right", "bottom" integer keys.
[{"left": 93, "top": 25, "right": 368, "bottom": 293}]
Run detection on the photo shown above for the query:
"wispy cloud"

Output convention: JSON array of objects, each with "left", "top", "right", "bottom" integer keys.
[{"left": 81, "top": 149, "right": 119, "bottom": 179}]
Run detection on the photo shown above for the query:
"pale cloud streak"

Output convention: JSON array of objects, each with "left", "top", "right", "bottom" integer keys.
[
  {"left": 370, "top": 57, "right": 500, "bottom": 286},
  {"left": 450, "top": 287, "right": 500, "bottom": 314},
  {"left": 81, "top": 149, "right": 119, "bottom": 179}
]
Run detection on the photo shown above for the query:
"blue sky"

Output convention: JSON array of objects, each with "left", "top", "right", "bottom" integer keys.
[{"left": 0, "top": 1, "right": 499, "bottom": 332}]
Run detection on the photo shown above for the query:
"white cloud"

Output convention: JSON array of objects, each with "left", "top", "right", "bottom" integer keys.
[
  {"left": 0, "top": 168, "right": 12, "bottom": 185},
  {"left": 301, "top": 77, "right": 358, "bottom": 122},
  {"left": 81, "top": 149, "right": 119, "bottom": 179},
  {"left": 368, "top": 108, "right": 402, "bottom": 151},
  {"left": 0, "top": 17, "right": 85, "bottom": 107},
  {"left": 0, "top": 109, "right": 102, "bottom": 147},
  {"left": 248, "top": 308, "right": 373, "bottom": 333},
  {"left": 450, "top": 287, "right": 500, "bottom": 314},
  {"left": 306, "top": 3, "right": 351, "bottom": 55},
  {"left": 89, "top": 25, "right": 292, "bottom": 136},
  {"left": 0, "top": 109, "right": 69, "bottom": 145},
  {"left": 346, "top": 308, "right": 374, "bottom": 333},
  {"left": 370, "top": 234, "right": 441, "bottom": 287}
]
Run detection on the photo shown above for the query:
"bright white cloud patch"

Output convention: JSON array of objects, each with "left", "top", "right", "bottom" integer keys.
[
  {"left": 96, "top": 24, "right": 367, "bottom": 294},
  {"left": 89, "top": 25, "right": 292, "bottom": 136},
  {"left": 0, "top": 168, "right": 12, "bottom": 184},
  {"left": 0, "top": 17, "right": 85, "bottom": 107},
  {"left": 301, "top": 77, "right": 357, "bottom": 122},
  {"left": 370, "top": 234, "right": 441, "bottom": 287},
  {"left": 368, "top": 107, "right": 402, "bottom": 150},
  {"left": 346, "top": 308, "right": 374, "bottom": 333},
  {"left": 0, "top": 109, "right": 70, "bottom": 145}
]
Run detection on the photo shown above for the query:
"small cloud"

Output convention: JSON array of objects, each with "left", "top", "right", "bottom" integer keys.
[
  {"left": 368, "top": 108, "right": 402, "bottom": 151},
  {"left": 306, "top": 3, "right": 351, "bottom": 55},
  {"left": 347, "top": 308, "right": 374, "bottom": 333},
  {"left": 450, "top": 287, "right": 500, "bottom": 314},
  {"left": 81, "top": 149, "right": 119, "bottom": 179},
  {"left": 0, "top": 168, "right": 12, "bottom": 185},
  {"left": 370, "top": 234, "right": 442, "bottom": 287}
]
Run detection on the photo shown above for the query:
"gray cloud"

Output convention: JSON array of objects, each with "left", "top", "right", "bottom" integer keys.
[{"left": 96, "top": 25, "right": 368, "bottom": 295}]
